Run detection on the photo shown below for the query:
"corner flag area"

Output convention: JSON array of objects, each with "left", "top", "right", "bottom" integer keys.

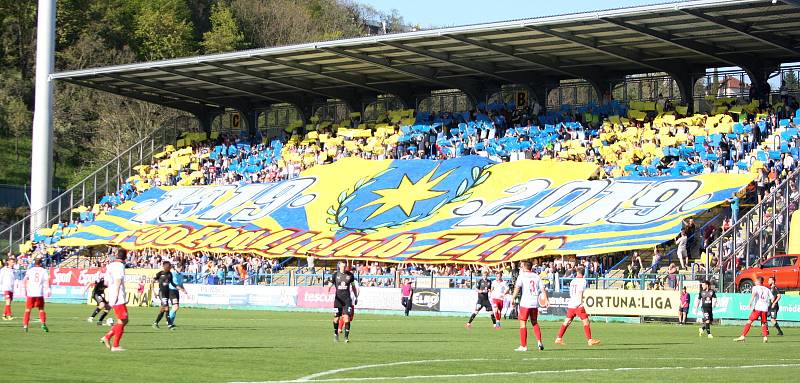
[{"left": 2, "top": 304, "right": 798, "bottom": 383}]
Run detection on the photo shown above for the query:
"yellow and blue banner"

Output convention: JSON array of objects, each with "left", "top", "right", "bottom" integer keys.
[{"left": 59, "top": 157, "right": 752, "bottom": 264}]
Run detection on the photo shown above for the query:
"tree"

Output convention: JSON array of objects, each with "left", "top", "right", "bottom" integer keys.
[
  {"left": 0, "top": 1, "right": 36, "bottom": 79},
  {"left": 384, "top": 9, "right": 407, "bottom": 33},
  {"left": 783, "top": 70, "right": 800, "bottom": 92},
  {"left": 133, "top": 0, "right": 196, "bottom": 60},
  {"left": 202, "top": 1, "right": 245, "bottom": 54},
  {"left": 4, "top": 97, "right": 30, "bottom": 160},
  {"left": 230, "top": 0, "right": 315, "bottom": 48}
]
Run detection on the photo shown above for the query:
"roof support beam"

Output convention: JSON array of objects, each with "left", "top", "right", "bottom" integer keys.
[
  {"left": 379, "top": 41, "right": 524, "bottom": 84},
  {"left": 158, "top": 68, "right": 298, "bottom": 104},
  {"left": 318, "top": 47, "right": 456, "bottom": 89},
  {"left": 783, "top": 0, "right": 800, "bottom": 8},
  {"left": 63, "top": 79, "right": 212, "bottom": 114},
  {"left": 599, "top": 17, "right": 741, "bottom": 67},
  {"left": 258, "top": 57, "right": 387, "bottom": 94},
  {"left": 526, "top": 26, "right": 676, "bottom": 73},
  {"left": 443, "top": 34, "right": 591, "bottom": 79},
  {"left": 157, "top": 67, "right": 287, "bottom": 105},
  {"left": 204, "top": 62, "right": 345, "bottom": 100},
  {"left": 678, "top": 8, "right": 800, "bottom": 57},
  {"left": 103, "top": 73, "right": 249, "bottom": 109}
]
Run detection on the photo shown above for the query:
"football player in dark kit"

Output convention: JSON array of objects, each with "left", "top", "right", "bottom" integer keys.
[
  {"left": 465, "top": 270, "right": 497, "bottom": 329},
  {"left": 86, "top": 275, "right": 110, "bottom": 325},
  {"left": 696, "top": 280, "right": 716, "bottom": 338},
  {"left": 327, "top": 261, "right": 358, "bottom": 343},
  {"left": 151, "top": 261, "right": 176, "bottom": 329},
  {"left": 768, "top": 277, "right": 784, "bottom": 336}
]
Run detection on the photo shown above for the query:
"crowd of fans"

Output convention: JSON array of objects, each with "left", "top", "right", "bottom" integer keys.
[{"left": 73, "top": 246, "right": 608, "bottom": 292}]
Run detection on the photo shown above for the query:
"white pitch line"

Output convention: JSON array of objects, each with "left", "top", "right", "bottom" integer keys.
[
  {"left": 296, "top": 359, "right": 491, "bottom": 381},
  {"left": 231, "top": 363, "right": 800, "bottom": 383}
]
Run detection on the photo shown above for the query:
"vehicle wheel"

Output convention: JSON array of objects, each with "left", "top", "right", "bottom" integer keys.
[{"left": 739, "top": 279, "right": 753, "bottom": 293}]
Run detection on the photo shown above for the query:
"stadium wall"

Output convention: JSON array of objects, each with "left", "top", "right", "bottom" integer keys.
[{"left": 172, "top": 284, "right": 800, "bottom": 322}]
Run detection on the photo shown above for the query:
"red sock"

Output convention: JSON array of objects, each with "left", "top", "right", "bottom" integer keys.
[
  {"left": 494, "top": 309, "right": 501, "bottom": 321},
  {"left": 338, "top": 318, "right": 344, "bottom": 332},
  {"left": 557, "top": 324, "right": 567, "bottom": 338},
  {"left": 761, "top": 325, "right": 768, "bottom": 337},
  {"left": 38, "top": 311, "right": 46, "bottom": 324},
  {"left": 4, "top": 304, "right": 10, "bottom": 316},
  {"left": 519, "top": 327, "right": 528, "bottom": 347},
  {"left": 23, "top": 311, "right": 30, "bottom": 327},
  {"left": 583, "top": 324, "right": 592, "bottom": 340},
  {"left": 533, "top": 323, "right": 542, "bottom": 342},
  {"left": 104, "top": 326, "right": 116, "bottom": 340},
  {"left": 742, "top": 322, "right": 752, "bottom": 336},
  {"left": 113, "top": 324, "right": 125, "bottom": 347}
]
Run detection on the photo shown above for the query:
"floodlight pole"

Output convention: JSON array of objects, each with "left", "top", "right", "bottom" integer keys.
[{"left": 30, "top": 0, "right": 56, "bottom": 235}]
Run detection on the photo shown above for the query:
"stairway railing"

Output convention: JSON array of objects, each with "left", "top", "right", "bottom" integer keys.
[
  {"left": 705, "top": 167, "right": 799, "bottom": 292},
  {"left": 0, "top": 124, "right": 179, "bottom": 255}
]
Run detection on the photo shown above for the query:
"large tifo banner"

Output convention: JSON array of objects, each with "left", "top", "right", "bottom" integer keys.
[{"left": 60, "top": 156, "right": 752, "bottom": 264}]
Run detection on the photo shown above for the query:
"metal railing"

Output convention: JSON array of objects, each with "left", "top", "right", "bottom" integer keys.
[
  {"left": 556, "top": 274, "right": 690, "bottom": 292},
  {"left": 705, "top": 167, "right": 800, "bottom": 292},
  {"left": 0, "top": 124, "right": 179, "bottom": 255}
]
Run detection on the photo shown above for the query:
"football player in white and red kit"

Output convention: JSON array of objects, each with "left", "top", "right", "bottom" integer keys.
[
  {"left": 510, "top": 261, "right": 548, "bottom": 352},
  {"left": 22, "top": 258, "right": 49, "bottom": 332},
  {"left": 490, "top": 270, "right": 508, "bottom": 329},
  {"left": 554, "top": 268, "right": 601, "bottom": 346},
  {"left": 100, "top": 250, "right": 129, "bottom": 351},
  {"left": 0, "top": 256, "right": 16, "bottom": 320},
  {"left": 735, "top": 276, "right": 773, "bottom": 343}
]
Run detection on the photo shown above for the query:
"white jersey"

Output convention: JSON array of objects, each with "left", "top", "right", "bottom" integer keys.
[
  {"left": 568, "top": 278, "right": 587, "bottom": 309},
  {"left": 515, "top": 271, "right": 545, "bottom": 308},
  {"left": 490, "top": 279, "right": 508, "bottom": 300},
  {"left": 752, "top": 285, "right": 773, "bottom": 312},
  {"left": 105, "top": 260, "right": 127, "bottom": 305},
  {"left": 0, "top": 266, "right": 14, "bottom": 292},
  {"left": 24, "top": 267, "right": 49, "bottom": 297}
]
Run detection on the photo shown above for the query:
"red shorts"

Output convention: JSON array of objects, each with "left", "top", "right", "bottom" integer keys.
[
  {"left": 112, "top": 304, "right": 128, "bottom": 321},
  {"left": 566, "top": 306, "right": 589, "bottom": 320},
  {"left": 492, "top": 299, "right": 504, "bottom": 311},
  {"left": 748, "top": 310, "right": 767, "bottom": 323},
  {"left": 3, "top": 291, "right": 12, "bottom": 301},
  {"left": 518, "top": 307, "right": 539, "bottom": 322},
  {"left": 25, "top": 297, "right": 44, "bottom": 309}
]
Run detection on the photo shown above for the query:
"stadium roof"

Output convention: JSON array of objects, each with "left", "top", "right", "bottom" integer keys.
[{"left": 51, "top": 0, "right": 800, "bottom": 114}]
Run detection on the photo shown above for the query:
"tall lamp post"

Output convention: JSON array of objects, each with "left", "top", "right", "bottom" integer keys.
[{"left": 30, "top": 0, "right": 56, "bottom": 235}]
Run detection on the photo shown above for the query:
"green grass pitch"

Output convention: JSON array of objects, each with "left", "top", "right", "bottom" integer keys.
[{"left": 0, "top": 303, "right": 797, "bottom": 382}]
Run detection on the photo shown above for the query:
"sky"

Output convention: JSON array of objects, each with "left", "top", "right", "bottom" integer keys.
[{"left": 361, "top": 0, "right": 672, "bottom": 28}]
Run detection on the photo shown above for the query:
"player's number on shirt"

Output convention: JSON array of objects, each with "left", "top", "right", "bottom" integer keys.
[{"left": 527, "top": 280, "right": 539, "bottom": 296}]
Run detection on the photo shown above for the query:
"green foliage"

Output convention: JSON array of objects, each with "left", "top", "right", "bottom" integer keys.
[
  {"left": 783, "top": 70, "right": 800, "bottom": 91},
  {"left": 0, "top": 206, "right": 14, "bottom": 223},
  {"left": 0, "top": 136, "right": 79, "bottom": 187},
  {"left": 133, "top": 0, "right": 196, "bottom": 60},
  {"left": 201, "top": 1, "right": 245, "bottom": 54},
  {"left": 0, "top": 0, "right": 412, "bottom": 194}
]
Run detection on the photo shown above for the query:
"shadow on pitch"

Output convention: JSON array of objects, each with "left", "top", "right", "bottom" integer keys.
[
  {"left": 613, "top": 342, "right": 693, "bottom": 346},
  {"left": 141, "top": 345, "right": 287, "bottom": 351},
  {"left": 354, "top": 339, "right": 484, "bottom": 343}
]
